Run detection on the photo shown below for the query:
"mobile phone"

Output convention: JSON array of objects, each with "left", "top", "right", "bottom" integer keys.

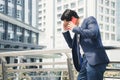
[{"left": 71, "top": 17, "right": 77, "bottom": 25}]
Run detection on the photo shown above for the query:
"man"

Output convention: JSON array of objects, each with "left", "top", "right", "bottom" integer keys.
[{"left": 61, "top": 9, "right": 109, "bottom": 80}]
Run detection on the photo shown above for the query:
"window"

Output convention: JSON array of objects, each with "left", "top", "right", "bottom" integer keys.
[
  {"left": 78, "top": 0, "right": 83, "bottom": 5},
  {"left": 111, "top": 18, "right": 115, "bottom": 24},
  {"left": 105, "top": 8, "right": 109, "bottom": 14},
  {"left": 17, "top": 0, "right": 22, "bottom": 5},
  {"left": 32, "top": 33, "right": 37, "bottom": 44},
  {"left": 111, "top": 2, "right": 115, "bottom": 8},
  {"left": 8, "top": 23, "right": 14, "bottom": 41},
  {"left": 16, "top": 10, "right": 22, "bottom": 20},
  {"left": 78, "top": 8, "right": 84, "bottom": 14},
  {"left": 64, "top": 4, "right": 68, "bottom": 9},
  {"left": 111, "top": 26, "right": 115, "bottom": 32},
  {"left": 105, "top": 25, "right": 109, "bottom": 31},
  {"left": 100, "top": 15, "right": 103, "bottom": 21},
  {"left": 8, "top": 0, "right": 14, "bottom": 3},
  {"left": 105, "top": 33, "right": 109, "bottom": 40},
  {"left": 57, "top": 0, "right": 62, "bottom": 3},
  {"left": 8, "top": 7, "right": 13, "bottom": 16},
  {"left": 99, "top": 24, "right": 103, "bottom": 30},
  {"left": 0, "top": 4, "right": 4, "bottom": 13},
  {"left": 111, "top": 10, "right": 115, "bottom": 16},
  {"left": 16, "top": 27, "right": 22, "bottom": 42},
  {"left": 57, "top": 6, "right": 62, "bottom": 12},
  {"left": 57, "top": 13, "right": 61, "bottom": 19},
  {"left": 0, "top": 20, "right": 4, "bottom": 40},
  {"left": 99, "top": 7, "right": 103, "bottom": 13},
  {"left": 24, "top": 30, "right": 30, "bottom": 43},
  {"left": 71, "top": 2, "right": 76, "bottom": 8},
  {"left": 111, "top": 34, "right": 115, "bottom": 41},
  {"left": 105, "top": 0, "right": 109, "bottom": 6},
  {"left": 105, "top": 17, "right": 109, "bottom": 22}
]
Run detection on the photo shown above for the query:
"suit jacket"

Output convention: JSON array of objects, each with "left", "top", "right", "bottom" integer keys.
[
  {"left": 63, "top": 16, "right": 109, "bottom": 71},
  {"left": 63, "top": 32, "right": 83, "bottom": 72}
]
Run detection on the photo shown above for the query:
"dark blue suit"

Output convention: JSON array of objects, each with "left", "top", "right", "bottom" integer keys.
[{"left": 63, "top": 16, "right": 109, "bottom": 79}]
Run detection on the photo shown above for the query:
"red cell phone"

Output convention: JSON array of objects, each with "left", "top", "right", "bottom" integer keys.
[{"left": 71, "top": 17, "right": 77, "bottom": 25}]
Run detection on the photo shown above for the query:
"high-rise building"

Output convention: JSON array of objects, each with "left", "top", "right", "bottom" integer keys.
[
  {"left": 116, "top": 0, "right": 120, "bottom": 41},
  {"left": 37, "top": 0, "right": 117, "bottom": 48},
  {"left": 0, "top": 0, "right": 42, "bottom": 50}
]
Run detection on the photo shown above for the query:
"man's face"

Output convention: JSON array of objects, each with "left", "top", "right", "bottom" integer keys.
[{"left": 63, "top": 20, "right": 69, "bottom": 27}]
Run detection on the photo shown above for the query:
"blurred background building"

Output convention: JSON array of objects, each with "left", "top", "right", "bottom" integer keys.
[
  {"left": 0, "top": 0, "right": 42, "bottom": 51},
  {"left": 37, "top": 0, "right": 118, "bottom": 49}
]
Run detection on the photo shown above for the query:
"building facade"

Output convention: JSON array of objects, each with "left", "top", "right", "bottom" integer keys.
[
  {"left": 116, "top": 0, "right": 120, "bottom": 41},
  {"left": 0, "top": 0, "right": 41, "bottom": 50},
  {"left": 37, "top": 0, "right": 117, "bottom": 49}
]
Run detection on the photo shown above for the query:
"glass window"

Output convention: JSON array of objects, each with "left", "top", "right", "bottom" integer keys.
[
  {"left": 105, "top": 0, "right": 109, "bottom": 6},
  {"left": 16, "top": 10, "right": 22, "bottom": 20},
  {"left": 17, "top": 0, "right": 22, "bottom": 5},
  {"left": 32, "top": 33, "right": 37, "bottom": 44},
  {"left": 57, "top": 6, "right": 62, "bottom": 12},
  {"left": 99, "top": 7, "right": 103, "bottom": 13},
  {"left": 111, "top": 2, "right": 115, "bottom": 8},
  {"left": 99, "top": 24, "right": 103, "bottom": 30},
  {"left": 8, "top": 0, "right": 14, "bottom": 3},
  {"left": 0, "top": 20, "right": 5, "bottom": 40},
  {"left": 78, "top": 0, "right": 83, "bottom": 5},
  {"left": 8, "top": 7, "right": 13, "bottom": 16},
  {"left": 111, "top": 18, "right": 115, "bottom": 24},
  {"left": 71, "top": 2, "right": 76, "bottom": 8},
  {"left": 0, "top": 4, "right": 4, "bottom": 13},
  {"left": 111, "top": 26, "right": 115, "bottom": 32},
  {"left": 105, "top": 25, "right": 109, "bottom": 31},
  {"left": 100, "top": 15, "right": 103, "bottom": 21},
  {"left": 105, "top": 17, "right": 109, "bottom": 22},
  {"left": 64, "top": 4, "right": 68, "bottom": 9},
  {"left": 57, "top": 13, "right": 61, "bottom": 19},
  {"left": 57, "top": 0, "right": 62, "bottom": 3},
  {"left": 111, "top": 10, "right": 115, "bottom": 16},
  {"left": 78, "top": 8, "right": 84, "bottom": 14},
  {"left": 16, "top": 27, "right": 22, "bottom": 42},
  {"left": 24, "top": 30, "right": 30, "bottom": 43},
  {"left": 8, "top": 23, "right": 14, "bottom": 41},
  {"left": 105, "top": 33, "right": 109, "bottom": 40},
  {"left": 105, "top": 8, "right": 109, "bottom": 14},
  {"left": 111, "top": 34, "right": 115, "bottom": 40}
]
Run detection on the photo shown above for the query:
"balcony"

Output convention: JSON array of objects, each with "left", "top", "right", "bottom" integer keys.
[{"left": 0, "top": 48, "right": 120, "bottom": 80}]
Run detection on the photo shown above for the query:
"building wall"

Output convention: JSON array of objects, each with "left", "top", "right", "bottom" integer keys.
[
  {"left": 116, "top": 0, "right": 120, "bottom": 41},
  {"left": 38, "top": 0, "right": 117, "bottom": 49},
  {"left": 0, "top": 0, "right": 39, "bottom": 49}
]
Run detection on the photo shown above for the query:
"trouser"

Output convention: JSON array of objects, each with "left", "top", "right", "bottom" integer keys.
[{"left": 77, "top": 56, "right": 107, "bottom": 80}]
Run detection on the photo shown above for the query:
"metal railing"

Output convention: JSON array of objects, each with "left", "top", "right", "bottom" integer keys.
[{"left": 0, "top": 48, "right": 120, "bottom": 80}]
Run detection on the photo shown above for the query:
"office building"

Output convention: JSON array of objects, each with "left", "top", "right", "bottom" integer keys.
[
  {"left": 116, "top": 0, "right": 120, "bottom": 41},
  {"left": 37, "top": 0, "right": 117, "bottom": 49},
  {"left": 0, "top": 0, "right": 42, "bottom": 50}
]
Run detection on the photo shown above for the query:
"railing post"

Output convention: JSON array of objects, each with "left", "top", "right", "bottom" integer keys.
[
  {"left": 66, "top": 56, "right": 74, "bottom": 80},
  {"left": 1, "top": 57, "right": 8, "bottom": 80}
]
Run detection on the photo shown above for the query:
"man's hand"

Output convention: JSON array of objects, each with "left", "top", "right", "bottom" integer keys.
[{"left": 67, "top": 21, "right": 77, "bottom": 30}]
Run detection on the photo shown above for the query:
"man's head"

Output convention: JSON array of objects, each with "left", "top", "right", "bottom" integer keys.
[
  {"left": 61, "top": 9, "right": 79, "bottom": 21},
  {"left": 61, "top": 9, "right": 80, "bottom": 27}
]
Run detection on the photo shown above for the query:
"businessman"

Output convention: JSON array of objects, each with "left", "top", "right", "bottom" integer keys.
[{"left": 61, "top": 9, "right": 109, "bottom": 80}]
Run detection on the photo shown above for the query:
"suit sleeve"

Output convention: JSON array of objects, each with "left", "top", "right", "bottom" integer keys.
[
  {"left": 62, "top": 31, "right": 73, "bottom": 48},
  {"left": 72, "top": 17, "right": 99, "bottom": 39}
]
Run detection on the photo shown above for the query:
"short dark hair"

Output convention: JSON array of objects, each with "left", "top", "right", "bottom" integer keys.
[{"left": 61, "top": 9, "right": 79, "bottom": 21}]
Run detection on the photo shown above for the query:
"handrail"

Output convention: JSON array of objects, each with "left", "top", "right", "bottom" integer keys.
[
  {"left": 0, "top": 48, "right": 74, "bottom": 80},
  {"left": 0, "top": 48, "right": 120, "bottom": 80},
  {"left": 0, "top": 48, "right": 71, "bottom": 57}
]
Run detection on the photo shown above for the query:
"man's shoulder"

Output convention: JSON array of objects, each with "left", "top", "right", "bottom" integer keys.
[{"left": 86, "top": 16, "right": 96, "bottom": 20}]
